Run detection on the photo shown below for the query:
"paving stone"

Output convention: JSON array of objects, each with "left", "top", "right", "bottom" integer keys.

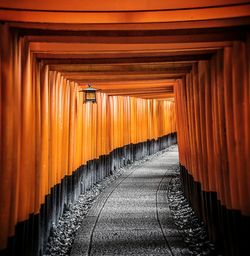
[
  {"left": 91, "top": 230, "right": 172, "bottom": 256},
  {"left": 95, "top": 215, "right": 160, "bottom": 231}
]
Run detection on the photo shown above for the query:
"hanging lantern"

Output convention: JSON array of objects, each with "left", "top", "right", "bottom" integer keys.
[{"left": 79, "top": 84, "right": 98, "bottom": 103}]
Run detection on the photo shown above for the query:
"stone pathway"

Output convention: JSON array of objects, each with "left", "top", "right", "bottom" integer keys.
[{"left": 70, "top": 145, "right": 189, "bottom": 256}]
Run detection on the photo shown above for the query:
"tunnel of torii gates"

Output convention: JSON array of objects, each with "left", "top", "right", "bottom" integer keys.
[{"left": 0, "top": 1, "right": 250, "bottom": 256}]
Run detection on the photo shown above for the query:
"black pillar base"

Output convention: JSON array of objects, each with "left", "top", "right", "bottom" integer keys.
[
  {"left": 180, "top": 165, "right": 250, "bottom": 256},
  {"left": 0, "top": 133, "right": 177, "bottom": 256}
]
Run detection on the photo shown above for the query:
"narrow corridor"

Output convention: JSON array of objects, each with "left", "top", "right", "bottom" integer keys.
[{"left": 1, "top": 2, "right": 250, "bottom": 256}]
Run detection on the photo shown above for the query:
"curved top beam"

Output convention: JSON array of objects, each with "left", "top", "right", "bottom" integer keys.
[
  {"left": 0, "top": 0, "right": 249, "bottom": 12},
  {"left": 0, "top": 4, "right": 249, "bottom": 23}
]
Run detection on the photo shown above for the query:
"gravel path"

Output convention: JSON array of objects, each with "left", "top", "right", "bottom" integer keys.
[
  {"left": 46, "top": 145, "right": 218, "bottom": 256},
  {"left": 70, "top": 145, "right": 189, "bottom": 256},
  {"left": 45, "top": 146, "right": 178, "bottom": 256}
]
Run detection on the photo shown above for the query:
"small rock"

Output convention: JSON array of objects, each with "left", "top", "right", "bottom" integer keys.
[{"left": 167, "top": 170, "right": 219, "bottom": 256}]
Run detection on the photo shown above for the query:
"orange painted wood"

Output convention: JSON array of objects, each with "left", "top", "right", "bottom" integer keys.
[
  {"left": 0, "top": 4, "right": 249, "bottom": 24},
  {"left": 175, "top": 40, "right": 250, "bottom": 216},
  {"left": 0, "top": 27, "right": 176, "bottom": 249}
]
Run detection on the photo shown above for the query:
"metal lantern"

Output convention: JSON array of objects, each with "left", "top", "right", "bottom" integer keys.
[{"left": 80, "top": 84, "right": 98, "bottom": 103}]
